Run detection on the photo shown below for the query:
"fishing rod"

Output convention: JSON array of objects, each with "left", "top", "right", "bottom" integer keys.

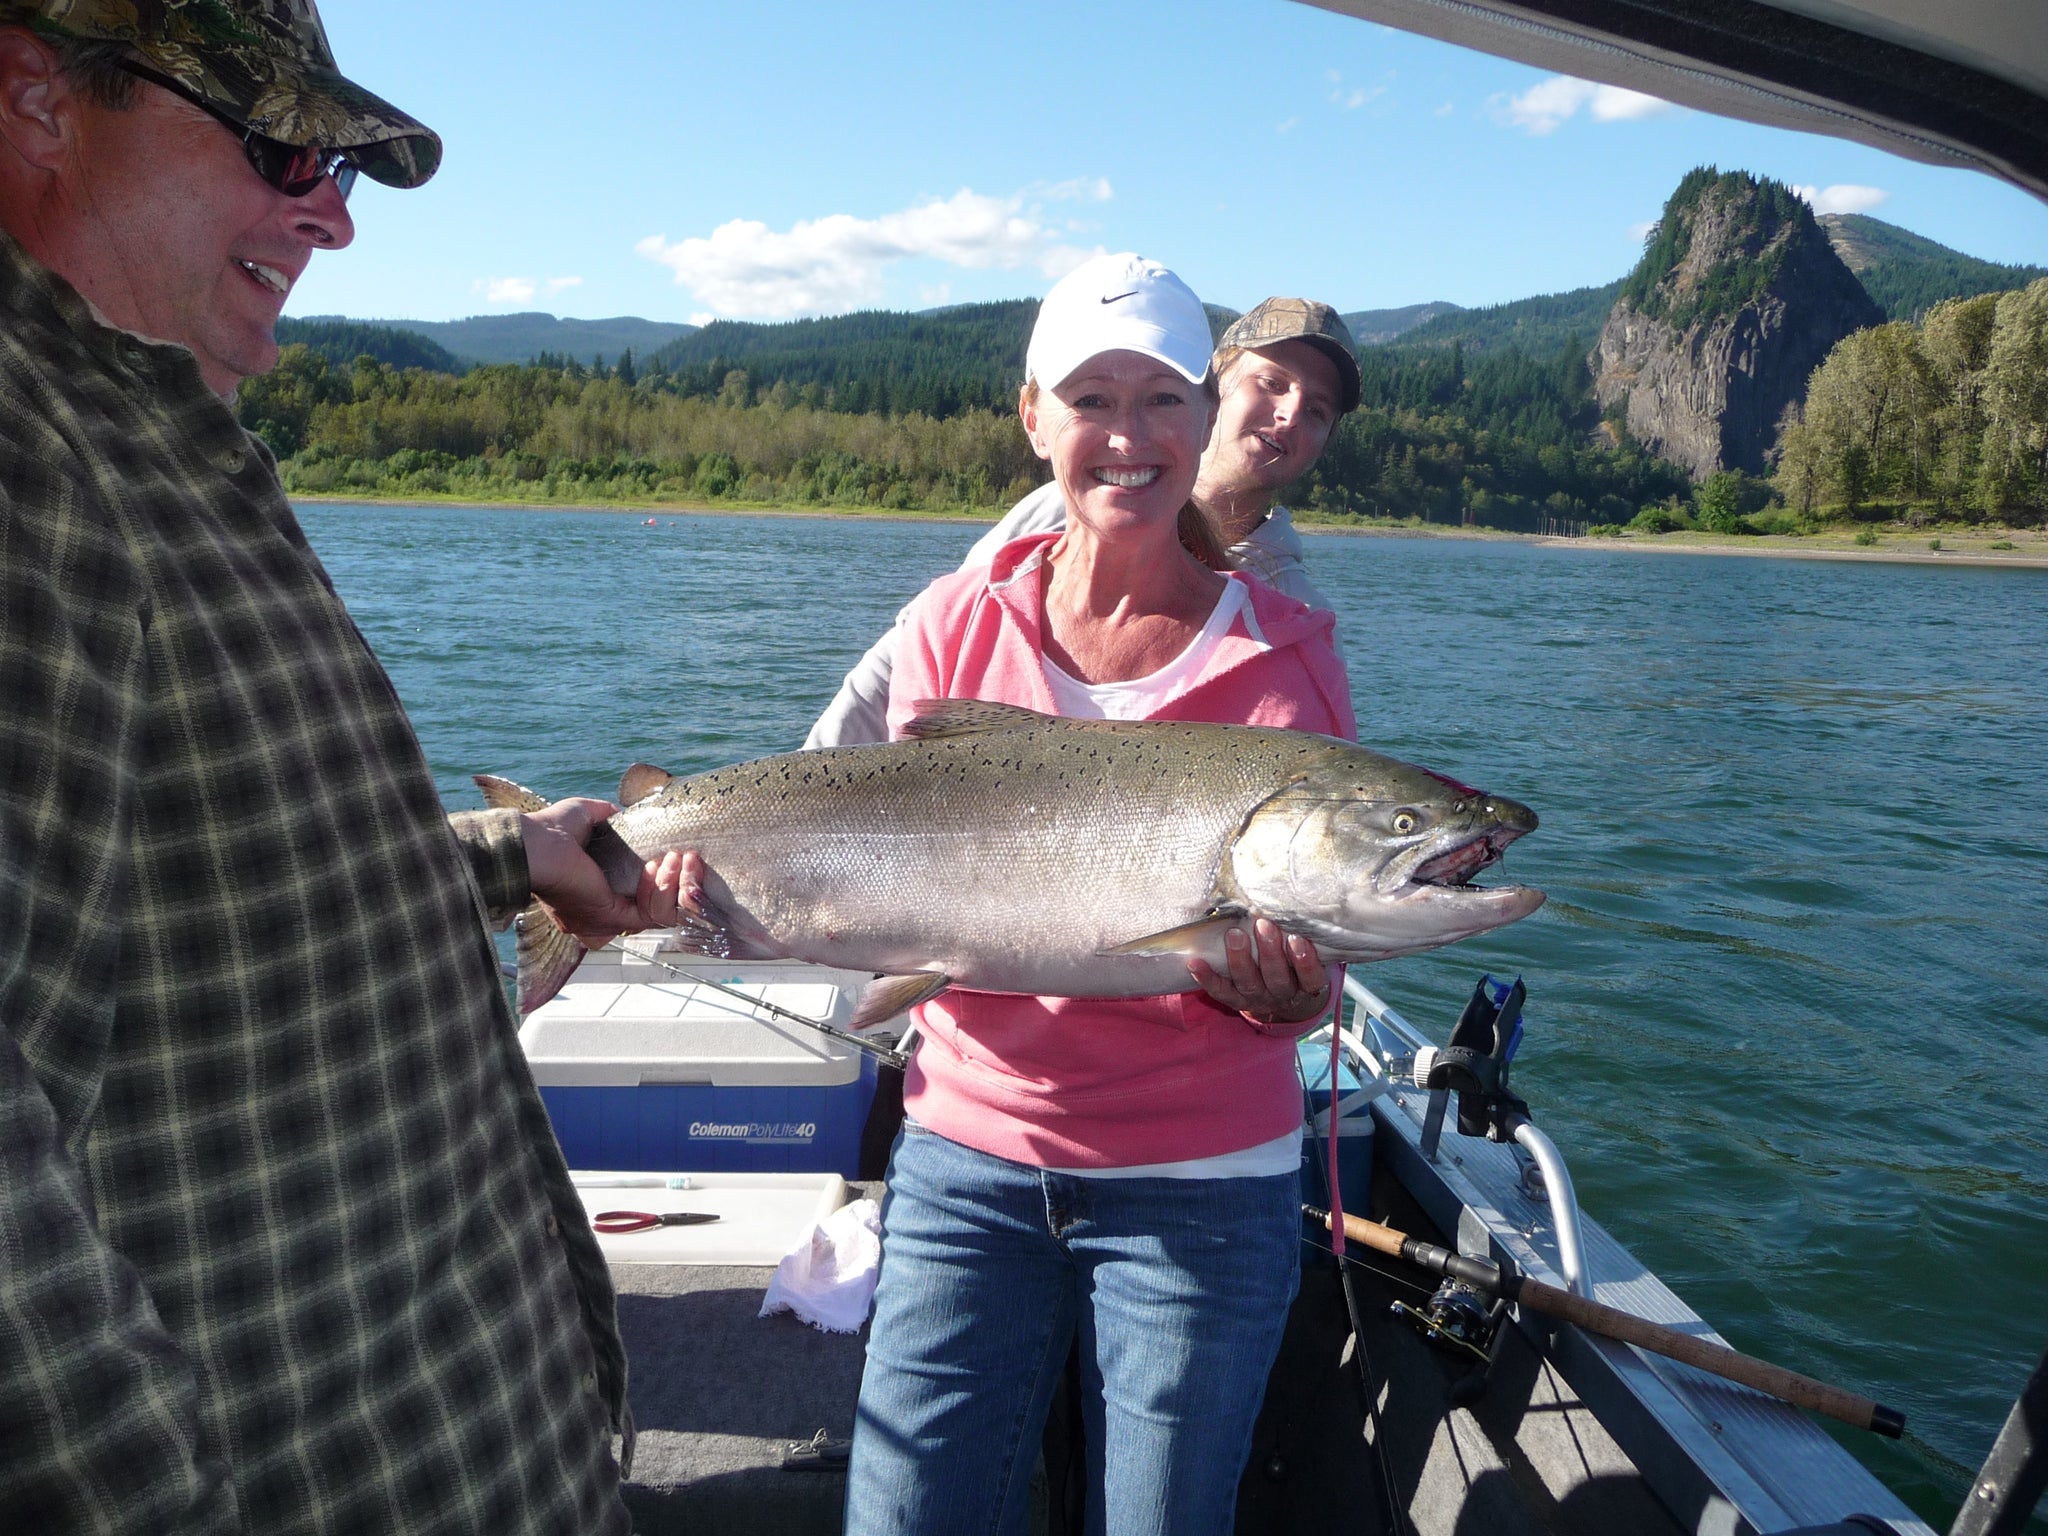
[
  {"left": 634, "top": 951, "right": 910, "bottom": 1071},
  {"left": 1305, "top": 1206, "right": 1906, "bottom": 1440}
]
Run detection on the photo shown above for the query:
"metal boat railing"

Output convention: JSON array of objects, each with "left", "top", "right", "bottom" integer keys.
[{"left": 1334, "top": 973, "right": 1591, "bottom": 1300}]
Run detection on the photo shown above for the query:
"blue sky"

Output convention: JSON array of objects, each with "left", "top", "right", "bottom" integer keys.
[{"left": 290, "top": 0, "right": 2048, "bottom": 326}]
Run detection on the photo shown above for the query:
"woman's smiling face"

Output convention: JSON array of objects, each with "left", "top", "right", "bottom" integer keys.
[{"left": 1020, "top": 349, "right": 1215, "bottom": 540}]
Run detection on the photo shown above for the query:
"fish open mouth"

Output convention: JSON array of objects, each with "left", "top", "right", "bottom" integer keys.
[{"left": 1411, "top": 832, "right": 1513, "bottom": 889}]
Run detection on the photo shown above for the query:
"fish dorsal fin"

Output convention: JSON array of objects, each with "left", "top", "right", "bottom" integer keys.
[
  {"left": 475, "top": 773, "right": 548, "bottom": 813},
  {"left": 848, "top": 972, "right": 953, "bottom": 1031},
  {"left": 619, "top": 763, "right": 674, "bottom": 805},
  {"left": 901, "top": 699, "right": 1057, "bottom": 740}
]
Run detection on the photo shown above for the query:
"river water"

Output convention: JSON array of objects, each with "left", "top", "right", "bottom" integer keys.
[{"left": 302, "top": 500, "right": 2048, "bottom": 1529}]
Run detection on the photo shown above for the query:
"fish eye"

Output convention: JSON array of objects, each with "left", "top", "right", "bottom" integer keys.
[{"left": 1392, "top": 809, "right": 1421, "bottom": 835}]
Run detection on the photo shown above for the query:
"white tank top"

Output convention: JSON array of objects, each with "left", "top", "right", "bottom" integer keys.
[{"left": 1039, "top": 580, "right": 1248, "bottom": 720}]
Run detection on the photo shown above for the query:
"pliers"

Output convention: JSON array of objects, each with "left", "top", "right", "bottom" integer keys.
[{"left": 592, "top": 1209, "right": 721, "bottom": 1233}]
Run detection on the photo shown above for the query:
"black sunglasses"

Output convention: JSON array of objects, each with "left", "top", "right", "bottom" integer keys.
[{"left": 118, "top": 61, "right": 359, "bottom": 201}]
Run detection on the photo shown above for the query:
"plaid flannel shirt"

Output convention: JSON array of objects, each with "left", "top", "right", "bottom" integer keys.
[{"left": 0, "top": 231, "right": 631, "bottom": 1533}]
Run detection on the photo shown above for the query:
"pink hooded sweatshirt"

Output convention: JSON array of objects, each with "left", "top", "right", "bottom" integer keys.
[{"left": 885, "top": 532, "right": 1358, "bottom": 1169}]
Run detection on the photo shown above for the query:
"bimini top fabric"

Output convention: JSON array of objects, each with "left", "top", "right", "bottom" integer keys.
[{"left": 1300, "top": 0, "right": 2048, "bottom": 205}]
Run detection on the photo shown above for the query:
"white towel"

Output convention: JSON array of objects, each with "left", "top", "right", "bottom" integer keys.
[{"left": 759, "top": 1198, "right": 883, "bottom": 1334}]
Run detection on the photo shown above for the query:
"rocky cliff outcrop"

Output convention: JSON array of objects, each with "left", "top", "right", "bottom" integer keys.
[{"left": 1591, "top": 169, "right": 1882, "bottom": 479}]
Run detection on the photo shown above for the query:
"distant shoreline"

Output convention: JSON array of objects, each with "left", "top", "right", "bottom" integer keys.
[
  {"left": 290, "top": 494, "right": 2048, "bottom": 571},
  {"left": 290, "top": 493, "right": 996, "bottom": 528}
]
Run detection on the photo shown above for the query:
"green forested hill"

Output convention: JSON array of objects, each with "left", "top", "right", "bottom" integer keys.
[
  {"left": 1341, "top": 301, "right": 1461, "bottom": 345},
  {"left": 1394, "top": 282, "right": 1622, "bottom": 355},
  {"left": 245, "top": 281, "right": 1688, "bottom": 532},
  {"left": 249, "top": 182, "right": 2045, "bottom": 533},
  {"left": 644, "top": 301, "right": 1035, "bottom": 415},
  {"left": 1819, "top": 213, "right": 2046, "bottom": 321},
  {"left": 1286, "top": 331, "right": 1692, "bottom": 527},
  {"left": 292, "top": 312, "right": 700, "bottom": 368},
  {"left": 418, "top": 312, "right": 700, "bottom": 366},
  {"left": 275, "top": 317, "right": 464, "bottom": 373}
]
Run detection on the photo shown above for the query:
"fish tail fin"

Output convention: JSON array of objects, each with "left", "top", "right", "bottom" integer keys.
[
  {"left": 514, "top": 902, "right": 586, "bottom": 1015},
  {"left": 474, "top": 773, "right": 587, "bottom": 1014}
]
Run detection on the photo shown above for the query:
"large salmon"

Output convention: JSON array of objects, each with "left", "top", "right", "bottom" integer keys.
[{"left": 481, "top": 700, "right": 1544, "bottom": 1021}]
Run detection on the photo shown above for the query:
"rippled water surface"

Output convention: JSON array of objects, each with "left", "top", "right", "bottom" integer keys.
[{"left": 303, "top": 502, "right": 2048, "bottom": 1529}]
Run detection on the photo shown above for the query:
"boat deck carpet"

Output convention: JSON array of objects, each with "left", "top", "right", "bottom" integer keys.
[{"left": 614, "top": 1258, "right": 867, "bottom": 1535}]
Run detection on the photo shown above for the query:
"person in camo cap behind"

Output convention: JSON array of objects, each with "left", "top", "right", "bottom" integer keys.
[
  {"left": 804, "top": 294, "right": 1363, "bottom": 749},
  {"left": 0, "top": 2, "right": 683, "bottom": 1529}
]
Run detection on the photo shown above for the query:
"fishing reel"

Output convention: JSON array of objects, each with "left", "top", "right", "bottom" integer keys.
[{"left": 1391, "top": 1279, "right": 1511, "bottom": 1406}]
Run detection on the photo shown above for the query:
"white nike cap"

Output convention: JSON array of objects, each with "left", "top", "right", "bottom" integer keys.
[{"left": 1025, "top": 252, "right": 1213, "bottom": 393}]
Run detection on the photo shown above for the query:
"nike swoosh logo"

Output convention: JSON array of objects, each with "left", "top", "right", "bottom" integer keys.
[{"left": 1100, "top": 291, "right": 1139, "bottom": 304}]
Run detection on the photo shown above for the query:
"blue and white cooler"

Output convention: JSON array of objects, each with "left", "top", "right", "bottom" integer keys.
[{"left": 518, "top": 949, "right": 881, "bottom": 1177}]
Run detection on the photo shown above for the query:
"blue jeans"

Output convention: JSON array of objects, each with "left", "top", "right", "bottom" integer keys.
[{"left": 843, "top": 1123, "right": 1300, "bottom": 1536}]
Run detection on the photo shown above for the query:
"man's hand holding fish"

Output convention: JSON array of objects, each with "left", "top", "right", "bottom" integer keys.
[{"left": 519, "top": 796, "right": 687, "bottom": 947}]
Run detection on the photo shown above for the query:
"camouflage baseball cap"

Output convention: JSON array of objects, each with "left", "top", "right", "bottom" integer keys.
[
  {"left": 1218, "top": 297, "right": 1362, "bottom": 414},
  {"left": 1, "top": 0, "right": 440, "bottom": 188}
]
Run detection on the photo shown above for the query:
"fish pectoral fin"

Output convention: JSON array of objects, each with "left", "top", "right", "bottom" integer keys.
[
  {"left": 1100, "top": 914, "right": 1243, "bottom": 958},
  {"left": 658, "top": 879, "right": 784, "bottom": 963},
  {"left": 900, "top": 699, "right": 1056, "bottom": 739},
  {"left": 619, "top": 763, "right": 674, "bottom": 806},
  {"left": 666, "top": 900, "right": 739, "bottom": 960},
  {"left": 849, "top": 972, "right": 953, "bottom": 1031},
  {"left": 475, "top": 773, "right": 548, "bottom": 813}
]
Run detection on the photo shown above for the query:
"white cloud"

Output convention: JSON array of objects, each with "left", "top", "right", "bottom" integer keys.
[
  {"left": 473, "top": 275, "right": 582, "bottom": 306},
  {"left": 1492, "top": 75, "right": 1675, "bottom": 134},
  {"left": 637, "top": 183, "right": 1114, "bottom": 320},
  {"left": 1589, "top": 85, "right": 1672, "bottom": 122},
  {"left": 1276, "top": 115, "right": 1299, "bottom": 134},
  {"left": 1434, "top": 100, "right": 1455, "bottom": 117},
  {"left": 1629, "top": 218, "right": 1659, "bottom": 243},
  {"left": 1793, "top": 183, "right": 1890, "bottom": 216}
]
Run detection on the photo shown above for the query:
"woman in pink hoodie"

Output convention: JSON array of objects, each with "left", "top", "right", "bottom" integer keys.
[{"left": 844, "top": 254, "right": 1357, "bottom": 1536}]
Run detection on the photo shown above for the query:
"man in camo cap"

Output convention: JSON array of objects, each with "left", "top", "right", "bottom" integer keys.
[
  {"left": 1200, "top": 295, "right": 1362, "bottom": 554},
  {"left": 806, "top": 294, "right": 1363, "bottom": 748},
  {"left": 0, "top": 4, "right": 673, "bottom": 1529},
  {"left": 3, "top": 0, "right": 440, "bottom": 185}
]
